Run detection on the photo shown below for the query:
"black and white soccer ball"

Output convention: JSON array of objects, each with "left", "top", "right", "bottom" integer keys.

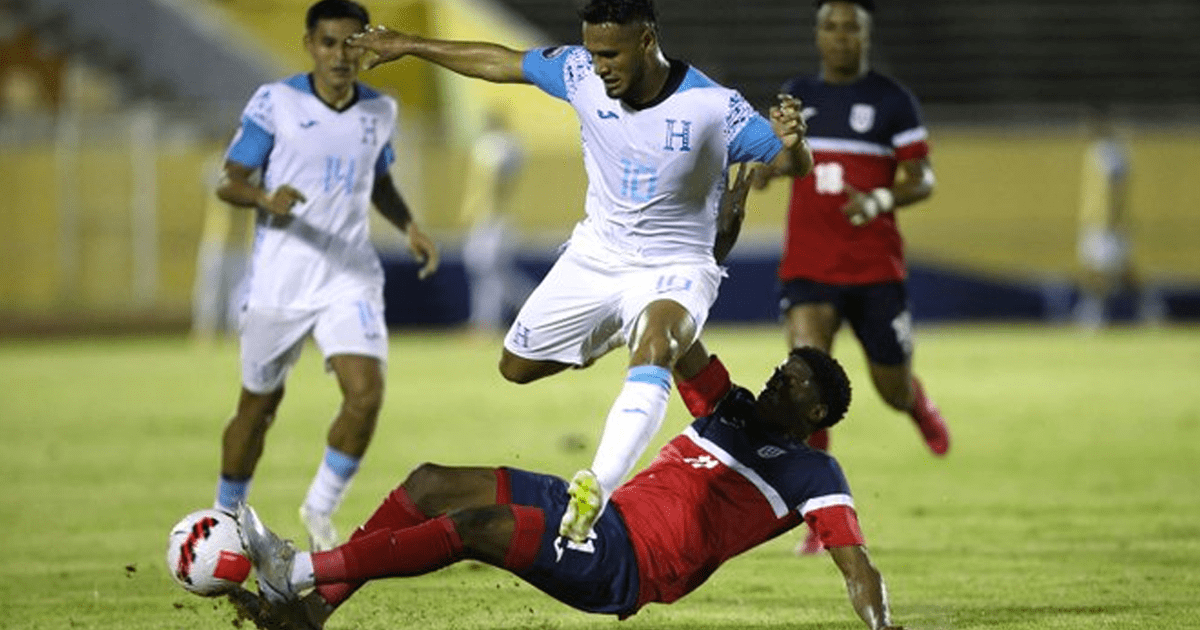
[{"left": 166, "top": 508, "right": 251, "bottom": 596}]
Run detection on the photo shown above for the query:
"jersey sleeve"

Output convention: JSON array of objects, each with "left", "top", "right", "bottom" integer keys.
[
  {"left": 889, "top": 85, "right": 929, "bottom": 162},
  {"left": 803, "top": 504, "right": 866, "bottom": 548},
  {"left": 375, "top": 142, "right": 396, "bottom": 178},
  {"left": 522, "top": 46, "right": 586, "bottom": 102},
  {"left": 725, "top": 92, "right": 783, "bottom": 164},
  {"left": 226, "top": 85, "right": 275, "bottom": 169}
]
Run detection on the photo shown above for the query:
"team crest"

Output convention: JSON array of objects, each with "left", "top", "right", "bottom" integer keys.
[
  {"left": 757, "top": 445, "right": 786, "bottom": 459},
  {"left": 849, "top": 103, "right": 875, "bottom": 133}
]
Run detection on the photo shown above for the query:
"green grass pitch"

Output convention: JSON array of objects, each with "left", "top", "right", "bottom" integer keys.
[{"left": 1, "top": 324, "right": 1198, "bottom": 629}]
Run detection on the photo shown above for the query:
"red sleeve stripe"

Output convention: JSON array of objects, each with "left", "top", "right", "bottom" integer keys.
[{"left": 804, "top": 504, "right": 865, "bottom": 548}]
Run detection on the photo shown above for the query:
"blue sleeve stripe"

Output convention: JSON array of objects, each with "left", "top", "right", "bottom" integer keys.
[
  {"left": 627, "top": 365, "right": 672, "bottom": 390},
  {"left": 226, "top": 117, "right": 274, "bottom": 168},
  {"left": 375, "top": 142, "right": 395, "bottom": 177},
  {"left": 522, "top": 47, "right": 569, "bottom": 101},
  {"left": 729, "top": 116, "right": 782, "bottom": 164}
]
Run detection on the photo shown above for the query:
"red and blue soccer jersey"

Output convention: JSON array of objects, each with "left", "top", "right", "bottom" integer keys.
[
  {"left": 611, "top": 388, "right": 864, "bottom": 609},
  {"left": 778, "top": 71, "right": 930, "bottom": 284}
]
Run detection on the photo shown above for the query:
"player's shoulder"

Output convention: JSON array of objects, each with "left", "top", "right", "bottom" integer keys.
[
  {"left": 355, "top": 82, "right": 398, "bottom": 113},
  {"left": 674, "top": 64, "right": 742, "bottom": 103},
  {"left": 864, "top": 70, "right": 922, "bottom": 103},
  {"left": 781, "top": 72, "right": 823, "bottom": 96}
]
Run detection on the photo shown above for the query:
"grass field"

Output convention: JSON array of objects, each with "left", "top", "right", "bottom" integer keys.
[{"left": 2, "top": 324, "right": 1198, "bottom": 629}]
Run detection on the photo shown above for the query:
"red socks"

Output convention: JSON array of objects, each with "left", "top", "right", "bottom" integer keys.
[
  {"left": 315, "top": 486, "right": 429, "bottom": 605},
  {"left": 314, "top": 516, "right": 464, "bottom": 583},
  {"left": 677, "top": 355, "right": 732, "bottom": 417}
]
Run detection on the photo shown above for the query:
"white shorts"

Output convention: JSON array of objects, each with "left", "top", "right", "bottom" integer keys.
[
  {"left": 238, "top": 298, "right": 388, "bottom": 393},
  {"left": 503, "top": 245, "right": 722, "bottom": 366}
]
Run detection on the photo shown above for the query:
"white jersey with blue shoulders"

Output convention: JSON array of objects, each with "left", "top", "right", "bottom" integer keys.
[
  {"left": 226, "top": 74, "right": 398, "bottom": 310},
  {"left": 522, "top": 46, "right": 783, "bottom": 265}
]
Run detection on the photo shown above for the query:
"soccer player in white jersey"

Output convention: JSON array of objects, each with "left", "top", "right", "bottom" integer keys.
[
  {"left": 211, "top": 0, "right": 439, "bottom": 552},
  {"left": 349, "top": 0, "right": 812, "bottom": 543}
]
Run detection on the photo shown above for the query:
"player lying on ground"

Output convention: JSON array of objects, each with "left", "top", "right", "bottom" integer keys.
[{"left": 233, "top": 347, "right": 905, "bottom": 630}]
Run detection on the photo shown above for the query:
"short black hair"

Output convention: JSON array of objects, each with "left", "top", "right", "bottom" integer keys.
[
  {"left": 791, "top": 347, "right": 852, "bottom": 429},
  {"left": 306, "top": 0, "right": 370, "bottom": 32},
  {"left": 815, "top": 0, "right": 876, "bottom": 13},
  {"left": 578, "top": 0, "right": 658, "bottom": 26}
]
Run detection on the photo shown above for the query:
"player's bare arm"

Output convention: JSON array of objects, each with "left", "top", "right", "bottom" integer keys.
[
  {"left": 827, "top": 545, "right": 906, "bottom": 630},
  {"left": 216, "top": 161, "right": 305, "bottom": 216},
  {"left": 713, "top": 162, "right": 756, "bottom": 263},
  {"left": 766, "top": 94, "right": 814, "bottom": 178},
  {"left": 372, "top": 173, "right": 440, "bottom": 280},
  {"left": 842, "top": 156, "right": 934, "bottom": 226},
  {"left": 348, "top": 25, "right": 528, "bottom": 83}
]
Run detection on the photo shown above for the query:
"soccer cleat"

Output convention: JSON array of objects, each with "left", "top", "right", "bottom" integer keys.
[
  {"left": 237, "top": 503, "right": 301, "bottom": 604},
  {"left": 794, "top": 527, "right": 824, "bottom": 556},
  {"left": 911, "top": 379, "right": 950, "bottom": 456},
  {"left": 559, "top": 469, "right": 602, "bottom": 543},
  {"left": 299, "top": 504, "right": 339, "bottom": 552}
]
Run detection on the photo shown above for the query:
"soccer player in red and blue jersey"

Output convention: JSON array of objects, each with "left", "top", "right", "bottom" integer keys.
[
  {"left": 234, "top": 347, "right": 906, "bottom": 630},
  {"left": 751, "top": 1, "right": 951, "bottom": 555}
]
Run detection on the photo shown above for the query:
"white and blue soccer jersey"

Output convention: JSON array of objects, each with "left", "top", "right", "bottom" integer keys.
[
  {"left": 226, "top": 74, "right": 398, "bottom": 310},
  {"left": 522, "top": 47, "right": 784, "bottom": 264}
]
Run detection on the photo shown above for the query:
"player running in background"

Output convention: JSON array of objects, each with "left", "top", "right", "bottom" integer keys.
[
  {"left": 234, "top": 347, "right": 907, "bottom": 630},
  {"left": 211, "top": 0, "right": 439, "bottom": 552},
  {"left": 755, "top": 0, "right": 949, "bottom": 556},
  {"left": 348, "top": 0, "right": 812, "bottom": 544}
]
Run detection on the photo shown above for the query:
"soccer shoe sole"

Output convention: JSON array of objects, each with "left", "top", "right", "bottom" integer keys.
[
  {"left": 237, "top": 503, "right": 300, "bottom": 604},
  {"left": 559, "top": 469, "right": 602, "bottom": 543}
]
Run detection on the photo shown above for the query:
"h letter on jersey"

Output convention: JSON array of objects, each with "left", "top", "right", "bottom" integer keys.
[{"left": 663, "top": 119, "right": 693, "bottom": 152}]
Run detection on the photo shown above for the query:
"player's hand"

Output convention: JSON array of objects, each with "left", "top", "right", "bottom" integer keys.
[
  {"left": 842, "top": 184, "right": 894, "bottom": 227},
  {"left": 768, "top": 94, "right": 808, "bottom": 149},
  {"left": 405, "top": 224, "right": 440, "bottom": 280},
  {"left": 346, "top": 24, "right": 415, "bottom": 70},
  {"left": 258, "top": 185, "right": 305, "bottom": 216}
]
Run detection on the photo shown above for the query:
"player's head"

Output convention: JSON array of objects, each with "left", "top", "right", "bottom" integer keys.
[
  {"left": 814, "top": 0, "right": 873, "bottom": 80},
  {"left": 754, "top": 347, "right": 852, "bottom": 439},
  {"left": 304, "top": 0, "right": 370, "bottom": 92},
  {"left": 579, "top": 0, "right": 664, "bottom": 103}
]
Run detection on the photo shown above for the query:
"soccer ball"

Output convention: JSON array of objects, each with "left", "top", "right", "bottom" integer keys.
[{"left": 166, "top": 508, "right": 251, "bottom": 596}]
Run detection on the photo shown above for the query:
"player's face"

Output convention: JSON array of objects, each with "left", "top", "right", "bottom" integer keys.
[
  {"left": 755, "top": 357, "right": 824, "bottom": 438},
  {"left": 816, "top": 2, "right": 870, "bottom": 79},
  {"left": 305, "top": 17, "right": 366, "bottom": 94},
  {"left": 583, "top": 21, "right": 652, "bottom": 102}
]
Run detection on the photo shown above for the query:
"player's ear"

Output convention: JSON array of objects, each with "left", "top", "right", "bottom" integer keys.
[{"left": 807, "top": 403, "right": 828, "bottom": 426}]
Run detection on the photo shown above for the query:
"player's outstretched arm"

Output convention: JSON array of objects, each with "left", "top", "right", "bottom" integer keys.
[
  {"left": 827, "top": 545, "right": 906, "bottom": 630},
  {"left": 372, "top": 173, "right": 439, "bottom": 279},
  {"left": 766, "top": 94, "right": 814, "bottom": 179},
  {"left": 216, "top": 161, "right": 304, "bottom": 216},
  {"left": 348, "top": 25, "right": 528, "bottom": 84}
]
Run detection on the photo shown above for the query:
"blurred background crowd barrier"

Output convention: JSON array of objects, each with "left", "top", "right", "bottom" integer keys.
[{"left": 1, "top": 0, "right": 1198, "bottom": 333}]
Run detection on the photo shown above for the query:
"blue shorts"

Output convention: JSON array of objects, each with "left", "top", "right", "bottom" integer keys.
[
  {"left": 779, "top": 278, "right": 913, "bottom": 365},
  {"left": 503, "top": 467, "right": 641, "bottom": 616}
]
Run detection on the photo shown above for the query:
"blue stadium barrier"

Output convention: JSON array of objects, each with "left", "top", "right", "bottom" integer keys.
[{"left": 380, "top": 253, "right": 1198, "bottom": 327}]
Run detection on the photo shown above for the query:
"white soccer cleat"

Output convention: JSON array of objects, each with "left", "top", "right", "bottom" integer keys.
[
  {"left": 237, "top": 503, "right": 300, "bottom": 604},
  {"left": 559, "top": 469, "right": 602, "bottom": 543},
  {"left": 299, "top": 504, "right": 339, "bottom": 552}
]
